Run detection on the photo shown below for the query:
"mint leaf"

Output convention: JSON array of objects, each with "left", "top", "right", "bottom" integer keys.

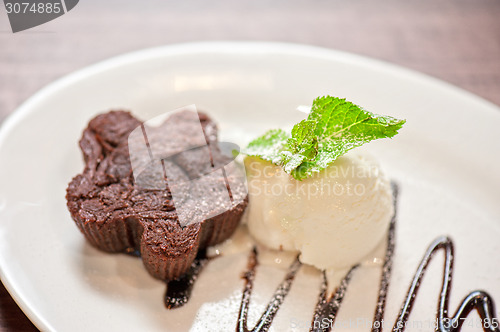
[
  {"left": 243, "top": 96, "right": 405, "bottom": 180},
  {"left": 281, "top": 120, "right": 318, "bottom": 172},
  {"left": 244, "top": 129, "right": 289, "bottom": 164}
]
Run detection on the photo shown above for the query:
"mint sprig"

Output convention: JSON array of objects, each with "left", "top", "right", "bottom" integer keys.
[{"left": 243, "top": 96, "right": 405, "bottom": 180}]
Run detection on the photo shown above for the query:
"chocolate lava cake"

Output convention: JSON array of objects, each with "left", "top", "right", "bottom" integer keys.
[{"left": 66, "top": 110, "right": 248, "bottom": 280}]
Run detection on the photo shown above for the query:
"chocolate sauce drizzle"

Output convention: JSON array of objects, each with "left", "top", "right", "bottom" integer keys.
[
  {"left": 392, "top": 235, "right": 499, "bottom": 332},
  {"left": 160, "top": 182, "right": 498, "bottom": 332},
  {"left": 164, "top": 249, "right": 211, "bottom": 309},
  {"left": 376, "top": 184, "right": 499, "bottom": 332},
  {"left": 236, "top": 247, "right": 302, "bottom": 332},
  {"left": 234, "top": 183, "right": 499, "bottom": 332},
  {"left": 371, "top": 183, "right": 398, "bottom": 332},
  {"left": 310, "top": 266, "right": 358, "bottom": 332}
]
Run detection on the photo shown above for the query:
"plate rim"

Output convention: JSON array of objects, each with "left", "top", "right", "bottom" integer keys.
[{"left": 1, "top": 41, "right": 499, "bottom": 331}]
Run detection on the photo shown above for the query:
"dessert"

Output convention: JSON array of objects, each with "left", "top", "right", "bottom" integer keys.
[
  {"left": 65, "top": 97, "right": 499, "bottom": 332},
  {"left": 66, "top": 110, "right": 248, "bottom": 281}
]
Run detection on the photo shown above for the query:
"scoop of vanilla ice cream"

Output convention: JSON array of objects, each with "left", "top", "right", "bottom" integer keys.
[{"left": 244, "top": 150, "right": 393, "bottom": 270}]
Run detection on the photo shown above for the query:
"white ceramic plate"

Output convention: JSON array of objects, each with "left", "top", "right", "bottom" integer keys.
[{"left": 0, "top": 42, "right": 499, "bottom": 332}]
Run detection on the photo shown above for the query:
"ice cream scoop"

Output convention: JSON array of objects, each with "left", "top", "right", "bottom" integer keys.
[{"left": 244, "top": 150, "right": 393, "bottom": 270}]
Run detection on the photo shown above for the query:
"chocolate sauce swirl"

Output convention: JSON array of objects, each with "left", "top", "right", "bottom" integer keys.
[
  {"left": 310, "top": 266, "right": 358, "bottom": 332},
  {"left": 164, "top": 249, "right": 211, "bottom": 309},
  {"left": 371, "top": 183, "right": 398, "bottom": 332},
  {"left": 235, "top": 183, "right": 499, "bottom": 332},
  {"left": 162, "top": 182, "right": 498, "bottom": 332},
  {"left": 392, "top": 236, "right": 499, "bottom": 332},
  {"left": 236, "top": 247, "right": 302, "bottom": 332}
]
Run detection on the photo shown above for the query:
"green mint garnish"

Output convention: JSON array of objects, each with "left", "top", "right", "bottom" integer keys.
[{"left": 243, "top": 96, "right": 405, "bottom": 180}]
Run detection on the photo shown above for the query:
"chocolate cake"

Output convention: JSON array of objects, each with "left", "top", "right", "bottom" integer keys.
[{"left": 66, "top": 110, "right": 248, "bottom": 281}]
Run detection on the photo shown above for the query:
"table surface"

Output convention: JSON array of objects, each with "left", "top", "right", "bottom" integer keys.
[{"left": 1, "top": 0, "right": 499, "bottom": 330}]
